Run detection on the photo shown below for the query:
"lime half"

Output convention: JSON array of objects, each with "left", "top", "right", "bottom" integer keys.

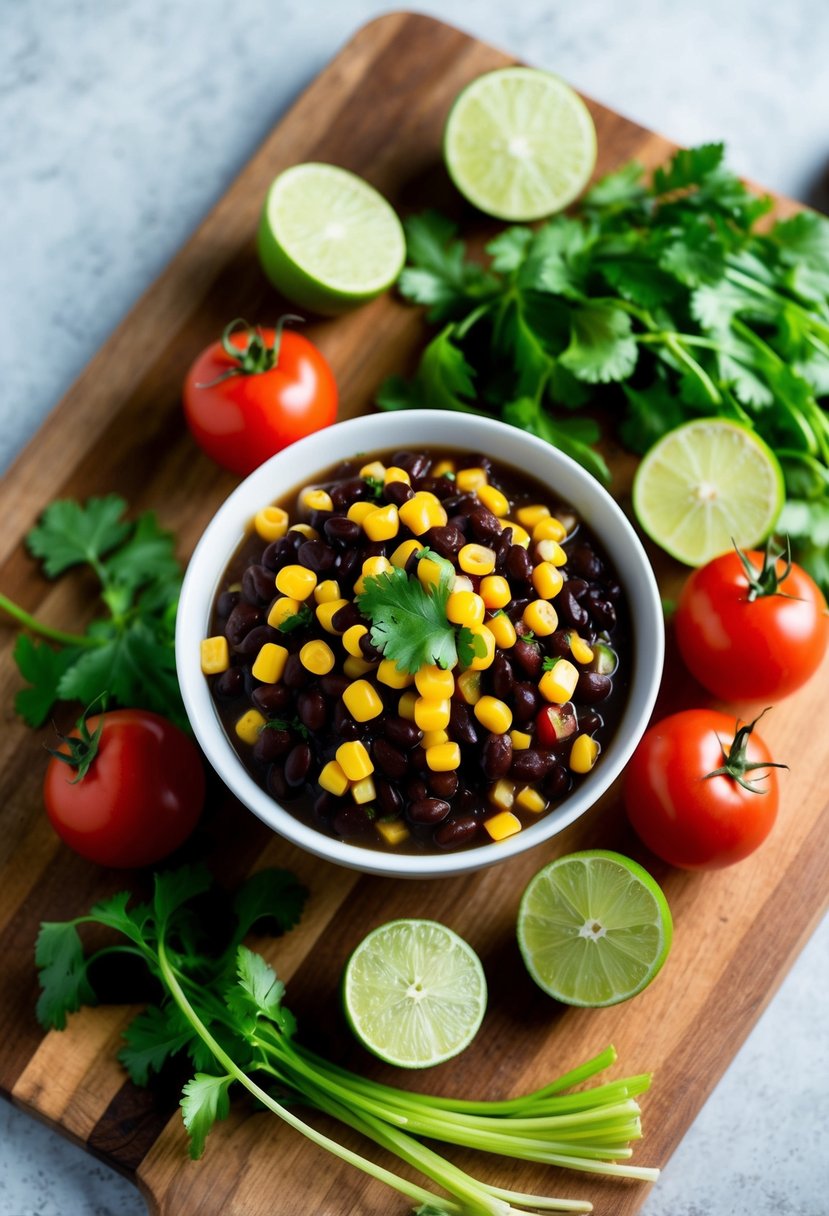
[
  {"left": 517, "top": 851, "right": 672, "bottom": 1007},
  {"left": 257, "top": 163, "right": 406, "bottom": 315},
  {"left": 343, "top": 919, "right": 487, "bottom": 1068},
  {"left": 632, "top": 418, "right": 785, "bottom": 566},
  {"left": 444, "top": 67, "right": 597, "bottom": 221}
]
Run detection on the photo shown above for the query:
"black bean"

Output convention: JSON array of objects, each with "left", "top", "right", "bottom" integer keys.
[
  {"left": 400, "top": 453, "right": 431, "bottom": 481},
  {"left": 575, "top": 671, "right": 612, "bottom": 704},
  {"left": 506, "top": 598, "right": 531, "bottom": 625},
  {"left": 405, "top": 777, "right": 429, "bottom": 803},
  {"left": 563, "top": 577, "right": 589, "bottom": 600},
  {"left": 331, "top": 601, "right": 362, "bottom": 633},
  {"left": 544, "top": 764, "right": 571, "bottom": 801},
  {"left": 334, "top": 548, "right": 361, "bottom": 586},
  {"left": 216, "top": 590, "right": 240, "bottom": 618},
  {"left": 494, "top": 528, "right": 514, "bottom": 570},
  {"left": 434, "top": 816, "right": 479, "bottom": 849},
  {"left": 454, "top": 787, "right": 484, "bottom": 818},
  {"left": 447, "top": 513, "right": 472, "bottom": 536},
  {"left": 241, "top": 564, "right": 276, "bottom": 604},
  {"left": 482, "top": 732, "right": 513, "bottom": 780},
  {"left": 409, "top": 746, "right": 428, "bottom": 771},
  {"left": 251, "top": 682, "right": 292, "bottom": 714},
  {"left": 604, "top": 580, "right": 623, "bottom": 603},
  {"left": 262, "top": 536, "right": 298, "bottom": 572},
  {"left": 298, "top": 689, "right": 328, "bottom": 731},
  {"left": 331, "top": 805, "right": 374, "bottom": 836},
  {"left": 324, "top": 516, "right": 361, "bottom": 547},
  {"left": 512, "top": 639, "right": 542, "bottom": 679},
  {"left": 253, "top": 727, "right": 293, "bottom": 764},
  {"left": 375, "top": 778, "right": 403, "bottom": 818},
  {"left": 548, "top": 630, "right": 574, "bottom": 658},
  {"left": 373, "top": 738, "right": 408, "bottom": 779},
  {"left": 426, "top": 525, "right": 464, "bottom": 560},
  {"left": 468, "top": 506, "right": 501, "bottom": 542},
  {"left": 557, "top": 587, "right": 590, "bottom": 629},
  {"left": 320, "top": 673, "right": 349, "bottom": 699},
  {"left": 511, "top": 749, "right": 551, "bottom": 782},
  {"left": 429, "top": 771, "right": 459, "bottom": 799},
  {"left": 313, "top": 791, "right": 341, "bottom": 823},
  {"left": 466, "top": 453, "right": 493, "bottom": 474},
  {"left": 267, "top": 765, "right": 289, "bottom": 801},
  {"left": 385, "top": 480, "right": 414, "bottom": 506},
  {"left": 297, "top": 540, "right": 336, "bottom": 574},
  {"left": 358, "top": 634, "right": 383, "bottom": 662},
  {"left": 418, "top": 477, "right": 454, "bottom": 500},
  {"left": 506, "top": 545, "right": 533, "bottom": 583},
  {"left": 235, "top": 624, "right": 280, "bottom": 656},
  {"left": 578, "top": 709, "right": 604, "bottom": 735},
  {"left": 490, "top": 652, "right": 515, "bottom": 700},
  {"left": 585, "top": 589, "right": 617, "bottom": 630},
  {"left": 283, "top": 653, "right": 309, "bottom": 690},
  {"left": 568, "top": 544, "right": 604, "bottom": 581},
  {"left": 225, "top": 601, "right": 263, "bottom": 647},
  {"left": 383, "top": 717, "right": 423, "bottom": 749},
  {"left": 448, "top": 701, "right": 478, "bottom": 747},
  {"left": 408, "top": 797, "right": 451, "bottom": 825},
  {"left": 332, "top": 701, "right": 361, "bottom": 741},
  {"left": 284, "top": 743, "right": 312, "bottom": 787},
  {"left": 213, "top": 666, "right": 245, "bottom": 699},
  {"left": 513, "top": 682, "right": 540, "bottom": 724}
]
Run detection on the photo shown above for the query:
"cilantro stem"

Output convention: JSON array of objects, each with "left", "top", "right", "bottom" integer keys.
[
  {"left": 0, "top": 592, "right": 102, "bottom": 649},
  {"left": 659, "top": 333, "right": 722, "bottom": 404},
  {"left": 724, "top": 265, "right": 829, "bottom": 343}
]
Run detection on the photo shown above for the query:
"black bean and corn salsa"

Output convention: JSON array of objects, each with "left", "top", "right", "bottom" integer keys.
[{"left": 200, "top": 449, "right": 628, "bottom": 852}]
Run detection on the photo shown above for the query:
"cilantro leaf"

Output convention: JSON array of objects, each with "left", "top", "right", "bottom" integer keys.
[
  {"left": 225, "top": 946, "right": 296, "bottom": 1041},
  {"left": 584, "top": 160, "right": 646, "bottom": 210},
  {"left": 153, "top": 864, "right": 213, "bottom": 928},
  {"left": 486, "top": 226, "right": 532, "bottom": 273},
  {"left": 398, "top": 212, "right": 498, "bottom": 322},
  {"left": 651, "top": 142, "right": 725, "bottom": 194},
  {"left": 457, "top": 626, "right": 487, "bottom": 667},
  {"left": 620, "top": 382, "right": 686, "bottom": 453},
  {"left": 181, "top": 1073, "right": 232, "bottom": 1160},
  {"left": 35, "top": 921, "right": 96, "bottom": 1030},
  {"left": 26, "top": 496, "right": 131, "bottom": 577},
  {"left": 12, "top": 635, "right": 81, "bottom": 727},
  {"left": 119, "top": 1004, "right": 194, "bottom": 1086},
  {"left": 502, "top": 398, "right": 610, "bottom": 485},
  {"left": 276, "top": 603, "right": 313, "bottom": 633},
  {"left": 560, "top": 302, "right": 639, "bottom": 384},
  {"left": 357, "top": 564, "right": 458, "bottom": 673},
  {"left": 231, "top": 869, "right": 308, "bottom": 943},
  {"left": 377, "top": 325, "right": 481, "bottom": 416},
  {"left": 103, "top": 511, "right": 181, "bottom": 594}
]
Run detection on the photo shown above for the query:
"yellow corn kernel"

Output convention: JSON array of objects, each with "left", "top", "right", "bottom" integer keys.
[
  {"left": 533, "top": 517, "right": 567, "bottom": 543},
  {"left": 465, "top": 624, "right": 496, "bottom": 670},
  {"left": 479, "top": 575, "right": 511, "bottom": 610},
  {"left": 289, "top": 522, "right": 319, "bottom": 540},
  {"left": 343, "top": 679, "right": 384, "bottom": 722},
  {"left": 267, "top": 597, "right": 300, "bottom": 629},
  {"left": 342, "top": 624, "right": 368, "bottom": 658},
  {"left": 318, "top": 760, "right": 349, "bottom": 797},
  {"left": 532, "top": 561, "right": 564, "bottom": 600},
  {"left": 432, "top": 459, "right": 455, "bottom": 478},
  {"left": 515, "top": 504, "right": 550, "bottom": 530},
  {"left": 426, "top": 741, "right": 461, "bottom": 772},
  {"left": 251, "top": 643, "right": 289, "bottom": 684},
  {"left": 235, "top": 709, "right": 266, "bottom": 745},
  {"left": 299, "top": 639, "right": 335, "bottom": 675},
  {"left": 487, "top": 611, "right": 517, "bottom": 649},
  {"left": 200, "top": 635, "right": 230, "bottom": 675},
  {"left": 377, "top": 659, "right": 414, "bottom": 689},
  {"left": 344, "top": 655, "right": 374, "bottom": 678},
  {"left": 363, "top": 504, "right": 399, "bottom": 543},
  {"left": 478, "top": 483, "right": 509, "bottom": 516},
  {"left": 458, "top": 543, "right": 496, "bottom": 576},
  {"left": 511, "top": 523, "right": 532, "bottom": 548},
  {"left": 456, "top": 467, "right": 488, "bottom": 493},
  {"left": 570, "top": 733, "right": 601, "bottom": 774},
  {"left": 359, "top": 460, "right": 386, "bottom": 481},
  {"left": 390, "top": 539, "right": 422, "bottom": 568},
  {"left": 275, "top": 564, "right": 317, "bottom": 600},
  {"left": 488, "top": 778, "right": 515, "bottom": 811},
  {"left": 376, "top": 818, "right": 410, "bottom": 847},
  {"left": 351, "top": 775, "right": 377, "bottom": 804},
  {"left": 362, "top": 555, "right": 393, "bottom": 577},
  {"left": 417, "top": 555, "right": 446, "bottom": 590},
  {"left": 314, "top": 579, "right": 341, "bottom": 605},
  {"left": 446, "top": 589, "right": 485, "bottom": 627},
  {"left": 474, "top": 695, "right": 513, "bottom": 735},
  {"left": 455, "top": 669, "right": 482, "bottom": 705},
  {"left": 414, "top": 696, "right": 451, "bottom": 732},
  {"left": 569, "top": 633, "right": 595, "bottom": 664},
  {"left": 347, "top": 501, "right": 376, "bottom": 525},
  {"left": 421, "top": 730, "right": 449, "bottom": 750},
  {"left": 452, "top": 574, "right": 474, "bottom": 593},
  {"left": 541, "top": 539, "right": 568, "bottom": 566},
  {"left": 398, "top": 491, "right": 447, "bottom": 535},
  {"left": 384, "top": 465, "right": 411, "bottom": 485},
  {"left": 510, "top": 730, "right": 532, "bottom": 751},
  {"left": 414, "top": 664, "right": 455, "bottom": 700},
  {"left": 523, "top": 599, "right": 559, "bottom": 637},
  {"left": 316, "top": 598, "right": 349, "bottom": 634},
  {"left": 254, "top": 505, "right": 289, "bottom": 541},
  {"left": 484, "top": 810, "right": 522, "bottom": 841},
  {"left": 336, "top": 740, "right": 374, "bottom": 781},
  {"left": 516, "top": 786, "right": 547, "bottom": 814},
  {"left": 539, "top": 659, "right": 579, "bottom": 704},
  {"left": 398, "top": 689, "right": 418, "bottom": 720},
  {"left": 300, "top": 488, "right": 334, "bottom": 513}
]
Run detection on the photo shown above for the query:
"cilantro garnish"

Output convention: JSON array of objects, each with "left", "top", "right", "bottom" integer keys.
[
  {"left": 276, "top": 604, "right": 313, "bottom": 634},
  {"left": 542, "top": 655, "right": 562, "bottom": 672},
  {"left": 263, "top": 716, "right": 310, "bottom": 740},
  {"left": 0, "top": 495, "right": 185, "bottom": 727},
  {"left": 362, "top": 475, "right": 385, "bottom": 500},
  {"left": 378, "top": 144, "right": 829, "bottom": 594}
]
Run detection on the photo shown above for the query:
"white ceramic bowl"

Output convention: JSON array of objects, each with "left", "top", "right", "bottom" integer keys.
[{"left": 177, "top": 410, "right": 663, "bottom": 879}]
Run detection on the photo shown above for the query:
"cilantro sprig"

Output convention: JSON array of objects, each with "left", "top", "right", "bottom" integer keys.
[
  {"left": 379, "top": 143, "right": 829, "bottom": 592},
  {"left": 37, "top": 867, "right": 658, "bottom": 1209},
  {"left": 355, "top": 548, "right": 484, "bottom": 672},
  {"left": 0, "top": 495, "right": 185, "bottom": 727}
]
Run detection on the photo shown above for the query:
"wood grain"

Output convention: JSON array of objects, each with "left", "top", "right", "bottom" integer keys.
[{"left": 0, "top": 12, "right": 826, "bottom": 1216}]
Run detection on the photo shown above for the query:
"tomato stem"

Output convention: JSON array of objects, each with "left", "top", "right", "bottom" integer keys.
[
  {"left": 705, "top": 708, "right": 788, "bottom": 794},
  {"left": 46, "top": 699, "right": 107, "bottom": 783},
  {"left": 197, "top": 315, "right": 305, "bottom": 387},
  {"left": 734, "top": 536, "right": 797, "bottom": 603}
]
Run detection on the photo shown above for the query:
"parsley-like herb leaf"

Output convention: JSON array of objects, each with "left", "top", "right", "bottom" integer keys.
[{"left": 357, "top": 564, "right": 459, "bottom": 672}]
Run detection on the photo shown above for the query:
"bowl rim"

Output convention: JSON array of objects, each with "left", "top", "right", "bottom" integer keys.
[{"left": 176, "top": 409, "right": 664, "bottom": 878}]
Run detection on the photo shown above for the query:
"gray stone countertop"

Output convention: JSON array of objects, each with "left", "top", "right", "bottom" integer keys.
[{"left": 1, "top": 2, "right": 827, "bottom": 1214}]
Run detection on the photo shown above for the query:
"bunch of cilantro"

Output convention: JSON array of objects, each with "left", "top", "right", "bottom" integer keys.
[
  {"left": 379, "top": 143, "right": 829, "bottom": 591},
  {"left": 0, "top": 495, "right": 186, "bottom": 727}
]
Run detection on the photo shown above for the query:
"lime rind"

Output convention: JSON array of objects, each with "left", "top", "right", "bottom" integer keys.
[
  {"left": 632, "top": 418, "right": 784, "bottom": 567},
  {"left": 517, "top": 850, "right": 673, "bottom": 1007},
  {"left": 343, "top": 919, "right": 487, "bottom": 1068},
  {"left": 444, "top": 67, "right": 597, "bottom": 222}
]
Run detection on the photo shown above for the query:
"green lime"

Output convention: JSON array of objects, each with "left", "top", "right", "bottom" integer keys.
[
  {"left": 342, "top": 919, "right": 487, "bottom": 1068},
  {"left": 443, "top": 67, "right": 597, "bottom": 222},
  {"left": 632, "top": 418, "right": 785, "bottom": 567},
  {"left": 257, "top": 163, "right": 406, "bottom": 315},
  {"left": 517, "top": 850, "right": 672, "bottom": 1007}
]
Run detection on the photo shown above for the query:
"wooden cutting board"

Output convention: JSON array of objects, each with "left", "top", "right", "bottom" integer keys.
[{"left": 0, "top": 12, "right": 826, "bottom": 1216}]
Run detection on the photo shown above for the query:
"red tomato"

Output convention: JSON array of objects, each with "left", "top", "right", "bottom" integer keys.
[
  {"left": 675, "top": 546, "right": 828, "bottom": 701},
  {"left": 44, "top": 710, "right": 205, "bottom": 868},
  {"left": 624, "top": 709, "right": 784, "bottom": 870},
  {"left": 183, "top": 320, "right": 337, "bottom": 476}
]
